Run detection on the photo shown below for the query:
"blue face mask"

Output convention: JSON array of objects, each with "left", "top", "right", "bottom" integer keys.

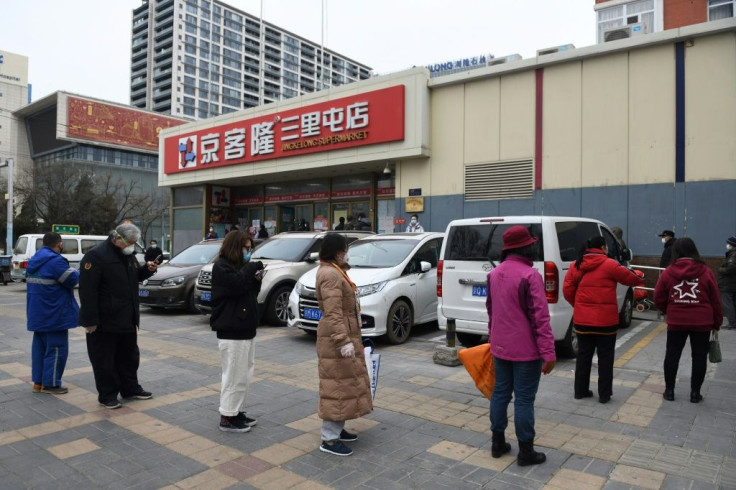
[{"left": 243, "top": 252, "right": 252, "bottom": 262}]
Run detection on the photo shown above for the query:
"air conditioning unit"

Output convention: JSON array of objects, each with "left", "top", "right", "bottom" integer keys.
[
  {"left": 488, "top": 54, "right": 522, "bottom": 67},
  {"left": 603, "top": 23, "right": 646, "bottom": 42},
  {"left": 536, "top": 44, "right": 575, "bottom": 57}
]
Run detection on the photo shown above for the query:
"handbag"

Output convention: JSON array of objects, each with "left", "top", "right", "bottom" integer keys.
[
  {"left": 709, "top": 331, "right": 722, "bottom": 363},
  {"left": 458, "top": 343, "right": 495, "bottom": 399}
]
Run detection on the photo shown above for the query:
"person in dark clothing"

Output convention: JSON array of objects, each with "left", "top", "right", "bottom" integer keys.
[
  {"left": 258, "top": 223, "right": 269, "bottom": 239},
  {"left": 334, "top": 217, "right": 345, "bottom": 230},
  {"left": 210, "top": 231, "right": 265, "bottom": 432},
  {"left": 655, "top": 238, "right": 722, "bottom": 403},
  {"left": 355, "top": 213, "right": 371, "bottom": 231},
  {"left": 659, "top": 230, "right": 676, "bottom": 268},
  {"left": 345, "top": 216, "right": 355, "bottom": 230},
  {"left": 563, "top": 236, "right": 643, "bottom": 404},
  {"left": 717, "top": 236, "right": 736, "bottom": 329},
  {"left": 144, "top": 239, "right": 162, "bottom": 263},
  {"left": 79, "top": 222, "right": 158, "bottom": 409}
]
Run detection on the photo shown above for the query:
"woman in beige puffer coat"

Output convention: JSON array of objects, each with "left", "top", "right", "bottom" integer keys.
[{"left": 315, "top": 233, "right": 372, "bottom": 456}]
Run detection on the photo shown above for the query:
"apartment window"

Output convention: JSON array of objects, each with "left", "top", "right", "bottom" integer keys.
[
  {"left": 184, "top": 106, "right": 195, "bottom": 116},
  {"left": 185, "top": 44, "right": 196, "bottom": 54},
  {"left": 597, "top": 0, "right": 655, "bottom": 42},
  {"left": 709, "top": 0, "right": 734, "bottom": 20}
]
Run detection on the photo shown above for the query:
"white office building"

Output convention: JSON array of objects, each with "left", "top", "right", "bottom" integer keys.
[{"left": 131, "top": 0, "right": 373, "bottom": 119}]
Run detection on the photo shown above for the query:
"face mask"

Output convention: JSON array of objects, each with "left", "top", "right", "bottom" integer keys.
[
  {"left": 122, "top": 245, "right": 136, "bottom": 255},
  {"left": 661, "top": 238, "right": 667, "bottom": 244},
  {"left": 151, "top": 243, "right": 157, "bottom": 248},
  {"left": 243, "top": 248, "right": 252, "bottom": 262},
  {"left": 728, "top": 244, "right": 734, "bottom": 251},
  {"left": 410, "top": 219, "right": 417, "bottom": 225}
]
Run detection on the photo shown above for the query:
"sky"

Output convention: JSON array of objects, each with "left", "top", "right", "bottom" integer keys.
[{"left": 1, "top": 0, "right": 597, "bottom": 105}]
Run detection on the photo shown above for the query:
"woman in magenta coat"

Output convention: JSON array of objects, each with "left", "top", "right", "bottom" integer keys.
[
  {"left": 654, "top": 237, "right": 722, "bottom": 403},
  {"left": 486, "top": 226, "right": 556, "bottom": 467}
]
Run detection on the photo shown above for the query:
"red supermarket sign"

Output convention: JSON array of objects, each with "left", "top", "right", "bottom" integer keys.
[{"left": 164, "top": 85, "right": 405, "bottom": 175}]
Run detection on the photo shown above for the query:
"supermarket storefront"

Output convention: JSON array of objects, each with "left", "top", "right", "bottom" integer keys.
[{"left": 159, "top": 71, "right": 429, "bottom": 253}]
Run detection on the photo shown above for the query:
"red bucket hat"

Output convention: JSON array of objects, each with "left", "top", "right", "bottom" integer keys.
[{"left": 502, "top": 226, "right": 538, "bottom": 251}]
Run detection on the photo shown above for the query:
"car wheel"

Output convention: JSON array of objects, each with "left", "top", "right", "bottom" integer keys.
[
  {"left": 456, "top": 332, "right": 483, "bottom": 347},
  {"left": 385, "top": 299, "right": 412, "bottom": 345},
  {"left": 266, "top": 285, "right": 292, "bottom": 326},
  {"left": 558, "top": 321, "right": 579, "bottom": 358},
  {"left": 619, "top": 293, "right": 633, "bottom": 329},
  {"left": 186, "top": 289, "right": 198, "bottom": 313}
]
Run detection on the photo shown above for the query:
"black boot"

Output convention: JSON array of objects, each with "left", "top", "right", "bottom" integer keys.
[
  {"left": 517, "top": 440, "right": 546, "bottom": 466},
  {"left": 491, "top": 431, "right": 511, "bottom": 458}
]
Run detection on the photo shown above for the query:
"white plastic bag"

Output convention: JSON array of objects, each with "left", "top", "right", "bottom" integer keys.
[{"left": 364, "top": 344, "right": 380, "bottom": 400}]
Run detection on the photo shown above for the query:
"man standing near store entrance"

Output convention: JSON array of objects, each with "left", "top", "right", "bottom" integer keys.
[{"left": 79, "top": 222, "right": 158, "bottom": 409}]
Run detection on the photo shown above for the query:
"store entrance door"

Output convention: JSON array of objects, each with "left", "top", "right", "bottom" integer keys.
[
  {"left": 331, "top": 201, "right": 371, "bottom": 230},
  {"left": 279, "top": 206, "right": 295, "bottom": 232}
]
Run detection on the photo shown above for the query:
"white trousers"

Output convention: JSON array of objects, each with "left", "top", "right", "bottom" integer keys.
[
  {"left": 321, "top": 420, "right": 345, "bottom": 441},
  {"left": 218, "top": 339, "right": 255, "bottom": 417}
]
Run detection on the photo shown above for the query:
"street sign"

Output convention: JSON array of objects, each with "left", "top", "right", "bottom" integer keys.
[
  {"left": 52, "top": 224, "right": 80, "bottom": 235},
  {"left": 408, "top": 188, "right": 422, "bottom": 196}
]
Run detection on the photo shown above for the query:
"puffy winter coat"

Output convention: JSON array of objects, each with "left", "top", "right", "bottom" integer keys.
[
  {"left": 717, "top": 249, "right": 736, "bottom": 292},
  {"left": 563, "top": 249, "right": 643, "bottom": 333},
  {"left": 315, "top": 262, "right": 372, "bottom": 422},
  {"left": 26, "top": 246, "right": 79, "bottom": 331},
  {"left": 78, "top": 237, "right": 155, "bottom": 332},
  {"left": 485, "top": 255, "right": 556, "bottom": 363},
  {"left": 210, "top": 258, "right": 263, "bottom": 339},
  {"left": 654, "top": 258, "right": 723, "bottom": 332}
]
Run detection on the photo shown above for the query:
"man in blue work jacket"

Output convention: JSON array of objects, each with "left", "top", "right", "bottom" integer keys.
[{"left": 26, "top": 232, "right": 80, "bottom": 394}]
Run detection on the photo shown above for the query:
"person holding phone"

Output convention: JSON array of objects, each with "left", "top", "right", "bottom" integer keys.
[
  {"left": 144, "top": 240, "right": 162, "bottom": 263},
  {"left": 210, "top": 231, "right": 264, "bottom": 432}
]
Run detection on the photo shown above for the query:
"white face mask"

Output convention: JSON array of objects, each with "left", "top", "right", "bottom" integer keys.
[
  {"left": 410, "top": 219, "right": 417, "bottom": 225},
  {"left": 337, "top": 252, "right": 349, "bottom": 265},
  {"left": 728, "top": 244, "right": 734, "bottom": 251},
  {"left": 661, "top": 238, "right": 667, "bottom": 244},
  {"left": 122, "top": 244, "right": 136, "bottom": 255}
]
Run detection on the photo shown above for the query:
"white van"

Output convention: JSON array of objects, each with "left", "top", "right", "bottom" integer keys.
[
  {"left": 437, "top": 216, "right": 633, "bottom": 357},
  {"left": 11, "top": 234, "right": 110, "bottom": 281}
]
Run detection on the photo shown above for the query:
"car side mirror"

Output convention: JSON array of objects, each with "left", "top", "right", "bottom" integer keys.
[
  {"left": 306, "top": 252, "right": 319, "bottom": 263},
  {"left": 420, "top": 261, "right": 431, "bottom": 273}
]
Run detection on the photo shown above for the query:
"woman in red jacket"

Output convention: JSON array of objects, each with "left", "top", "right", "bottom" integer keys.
[
  {"left": 654, "top": 238, "right": 722, "bottom": 403},
  {"left": 563, "top": 236, "right": 643, "bottom": 404}
]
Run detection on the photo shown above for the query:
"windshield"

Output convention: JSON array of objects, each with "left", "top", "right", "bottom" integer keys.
[
  {"left": 348, "top": 239, "right": 417, "bottom": 268},
  {"left": 13, "top": 237, "right": 28, "bottom": 255},
  {"left": 252, "top": 237, "right": 314, "bottom": 262},
  {"left": 169, "top": 242, "right": 221, "bottom": 265}
]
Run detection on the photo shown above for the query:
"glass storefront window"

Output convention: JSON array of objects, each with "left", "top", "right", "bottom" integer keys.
[
  {"left": 314, "top": 202, "right": 329, "bottom": 231},
  {"left": 331, "top": 174, "right": 371, "bottom": 198},
  {"left": 173, "top": 207, "right": 204, "bottom": 255},
  {"left": 173, "top": 186, "right": 204, "bottom": 206}
]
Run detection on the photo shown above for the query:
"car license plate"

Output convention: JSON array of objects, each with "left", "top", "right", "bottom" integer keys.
[
  {"left": 472, "top": 285, "right": 487, "bottom": 297},
  {"left": 303, "top": 307, "right": 322, "bottom": 320},
  {"left": 200, "top": 291, "right": 211, "bottom": 302},
  {"left": 139, "top": 289, "right": 150, "bottom": 297}
]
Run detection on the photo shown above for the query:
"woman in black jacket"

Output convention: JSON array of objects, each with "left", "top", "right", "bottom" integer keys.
[{"left": 210, "top": 231, "right": 265, "bottom": 432}]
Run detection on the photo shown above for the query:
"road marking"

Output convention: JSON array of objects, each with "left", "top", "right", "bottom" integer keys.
[
  {"left": 614, "top": 322, "right": 667, "bottom": 368},
  {"left": 615, "top": 321, "right": 652, "bottom": 350}
]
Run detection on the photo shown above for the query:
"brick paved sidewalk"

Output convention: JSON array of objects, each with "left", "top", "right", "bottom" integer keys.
[{"left": 0, "top": 283, "right": 735, "bottom": 489}]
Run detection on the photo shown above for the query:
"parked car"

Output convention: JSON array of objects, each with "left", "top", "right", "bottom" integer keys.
[
  {"left": 11, "top": 234, "right": 113, "bottom": 281},
  {"left": 436, "top": 216, "right": 633, "bottom": 357},
  {"left": 287, "top": 232, "right": 445, "bottom": 344},
  {"left": 139, "top": 239, "right": 223, "bottom": 312},
  {"left": 194, "top": 231, "right": 372, "bottom": 324}
]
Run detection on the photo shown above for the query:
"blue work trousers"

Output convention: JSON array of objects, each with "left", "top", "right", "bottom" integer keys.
[
  {"left": 490, "top": 357, "right": 543, "bottom": 443},
  {"left": 31, "top": 331, "right": 69, "bottom": 388}
]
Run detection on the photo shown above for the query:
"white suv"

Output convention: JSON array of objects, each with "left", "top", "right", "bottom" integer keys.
[
  {"left": 194, "top": 231, "right": 372, "bottom": 325},
  {"left": 437, "top": 216, "right": 633, "bottom": 357}
]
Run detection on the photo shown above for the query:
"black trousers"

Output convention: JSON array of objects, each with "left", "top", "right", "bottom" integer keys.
[
  {"left": 575, "top": 333, "right": 616, "bottom": 399},
  {"left": 86, "top": 331, "right": 142, "bottom": 403},
  {"left": 663, "top": 330, "right": 710, "bottom": 393}
]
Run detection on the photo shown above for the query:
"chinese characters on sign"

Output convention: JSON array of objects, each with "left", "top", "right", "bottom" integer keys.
[
  {"left": 165, "top": 85, "right": 405, "bottom": 174},
  {"left": 426, "top": 55, "right": 491, "bottom": 78}
]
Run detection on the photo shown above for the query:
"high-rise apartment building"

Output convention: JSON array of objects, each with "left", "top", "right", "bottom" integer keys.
[
  {"left": 131, "top": 0, "right": 373, "bottom": 119},
  {"left": 595, "top": 0, "right": 734, "bottom": 43}
]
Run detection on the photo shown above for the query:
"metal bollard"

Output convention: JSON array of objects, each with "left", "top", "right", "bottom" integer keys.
[{"left": 446, "top": 318, "right": 456, "bottom": 348}]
